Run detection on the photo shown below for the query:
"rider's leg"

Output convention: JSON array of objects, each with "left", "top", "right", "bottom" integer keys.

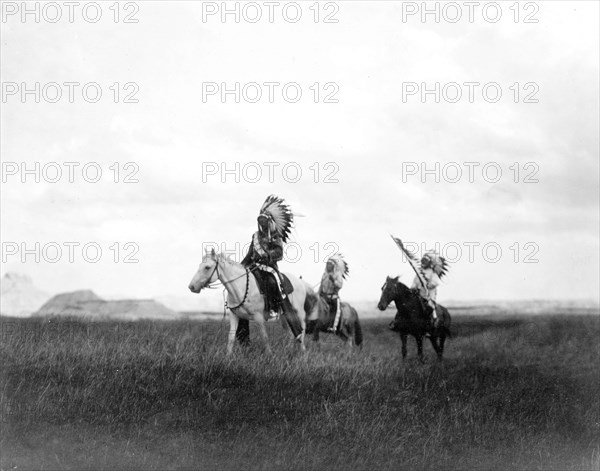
[
  {"left": 266, "top": 266, "right": 302, "bottom": 339},
  {"left": 325, "top": 297, "right": 335, "bottom": 331},
  {"left": 265, "top": 274, "right": 281, "bottom": 318},
  {"left": 332, "top": 298, "right": 342, "bottom": 333},
  {"left": 429, "top": 300, "right": 438, "bottom": 327},
  {"left": 281, "top": 297, "right": 303, "bottom": 339}
]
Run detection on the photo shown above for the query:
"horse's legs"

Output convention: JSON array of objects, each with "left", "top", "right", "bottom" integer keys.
[
  {"left": 236, "top": 319, "right": 250, "bottom": 345},
  {"left": 280, "top": 314, "right": 294, "bottom": 340},
  {"left": 297, "top": 328, "right": 306, "bottom": 352},
  {"left": 313, "top": 319, "right": 321, "bottom": 343},
  {"left": 282, "top": 295, "right": 306, "bottom": 352},
  {"left": 227, "top": 315, "right": 240, "bottom": 355},
  {"left": 428, "top": 336, "right": 442, "bottom": 360},
  {"left": 255, "top": 317, "right": 272, "bottom": 355},
  {"left": 416, "top": 335, "right": 424, "bottom": 362},
  {"left": 400, "top": 334, "right": 408, "bottom": 359},
  {"left": 338, "top": 323, "right": 352, "bottom": 349},
  {"left": 346, "top": 326, "right": 354, "bottom": 350},
  {"left": 438, "top": 333, "right": 446, "bottom": 360}
]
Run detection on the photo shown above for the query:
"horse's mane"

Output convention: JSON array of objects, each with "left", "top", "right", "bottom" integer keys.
[
  {"left": 399, "top": 280, "right": 410, "bottom": 291},
  {"left": 388, "top": 276, "right": 415, "bottom": 298},
  {"left": 215, "top": 252, "right": 230, "bottom": 263},
  {"left": 205, "top": 251, "right": 240, "bottom": 265},
  {"left": 387, "top": 276, "right": 427, "bottom": 318}
]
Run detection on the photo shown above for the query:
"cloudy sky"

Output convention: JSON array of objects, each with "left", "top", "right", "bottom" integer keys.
[{"left": 1, "top": 1, "right": 598, "bottom": 307}]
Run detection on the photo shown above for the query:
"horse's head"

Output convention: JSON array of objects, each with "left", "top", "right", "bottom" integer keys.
[
  {"left": 379, "top": 276, "right": 416, "bottom": 331},
  {"left": 378, "top": 276, "right": 413, "bottom": 308},
  {"left": 378, "top": 276, "right": 400, "bottom": 311},
  {"left": 188, "top": 248, "right": 219, "bottom": 293}
]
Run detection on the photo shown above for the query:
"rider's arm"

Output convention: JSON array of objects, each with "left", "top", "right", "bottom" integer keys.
[
  {"left": 424, "top": 270, "right": 440, "bottom": 290},
  {"left": 241, "top": 237, "right": 255, "bottom": 266},
  {"left": 330, "top": 271, "right": 344, "bottom": 289},
  {"left": 318, "top": 273, "right": 329, "bottom": 296},
  {"left": 267, "top": 236, "right": 284, "bottom": 263},
  {"left": 410, "top": 275, "right": 421, "bottom": 290}
]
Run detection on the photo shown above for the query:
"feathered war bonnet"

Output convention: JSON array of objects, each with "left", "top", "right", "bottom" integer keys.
[
  {"left": 257, "top": 195, "right": 294, "bottom": 242},
  {"left": 390, "top": 235, "right": 450, "bottom": 282},
  {"left": 421, "top": 251, "right": 449, "bottom": 278},
  {"left": 326, "top": 254, "right": 350, "bottom": 279}
]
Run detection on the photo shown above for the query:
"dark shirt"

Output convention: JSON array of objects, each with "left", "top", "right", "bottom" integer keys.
[{"left": 241, "top": 231, "right": 283, "bottom": 267}]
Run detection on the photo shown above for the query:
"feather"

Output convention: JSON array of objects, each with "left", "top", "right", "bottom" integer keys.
[
  {"left": 328, "top": 254, "right": 350, "bottom": 279},
  {"left": 390, "top": 235, "right": 419, "bottom": 263},
  {"left": 423, "top": 251, "right": 450, "bottom": 278},
  {"left": 391, "top": 234, "right": 427, "bottom": 290},
  {"left": 390, "top": 234, "right": 454, "bottom": 291},
  {"left": 258, "top": 195, "right": 294, "bottom": 242}
]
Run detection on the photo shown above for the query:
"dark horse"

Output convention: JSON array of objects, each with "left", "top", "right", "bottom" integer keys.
[
  {"left": 377, "top": 276, "right": 451, "bottom": 361},
  {"left": 304, "top": 284, "right": 363, "bottom": 348}
]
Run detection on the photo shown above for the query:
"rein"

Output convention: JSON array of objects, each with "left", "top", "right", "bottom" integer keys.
[
  {"left": 208, "top": 257, "right": 252, "bottom": 313},
  {"left": 222, "top": 265, "right": 250, "bottom": 311},
  {"left": 391, "top": 280, "right": 427, "bottom": 317},
  {"left": 385, "top": 280, "right": 408, "bottom": 309}
]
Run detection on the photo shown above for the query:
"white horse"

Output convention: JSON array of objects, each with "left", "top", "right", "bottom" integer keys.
[{"left": 188, "top": 249, "right": 310, "bottom": 355}]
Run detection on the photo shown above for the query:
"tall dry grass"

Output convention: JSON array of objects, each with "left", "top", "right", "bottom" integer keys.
[{"left": 1, "top": 313, "right": 598, "bottom": 470}]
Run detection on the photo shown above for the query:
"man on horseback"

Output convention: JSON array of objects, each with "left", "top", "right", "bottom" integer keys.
[
  {"left": 390, "top": 237, "right": 449, "bottom": 332},
  {"left": 411, "top": 253, "right": 443, "bottom": 328},
  {"left": 319, "top": 254, "right": 349, "bottom": 333},
  {"left": 236, "top": 195, "right": 303, "bottom": 342}
]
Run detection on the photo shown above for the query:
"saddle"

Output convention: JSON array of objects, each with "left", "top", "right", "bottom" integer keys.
[
  {"left": 319, "top": 295, "right": 335, "bottom": 318},
  {"left": 251, "top": 265, "right": 293, "bottom": 295},
  {"left": 411, "top": 288, "right": 434, "bottom": 318},
  {"left": 249, "top": 264, "right": 294, "bottom": 316}
]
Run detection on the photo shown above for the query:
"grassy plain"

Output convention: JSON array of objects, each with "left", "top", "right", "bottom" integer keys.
[{"left": 1, "top": 311, "right": 598, "bottom": 470}]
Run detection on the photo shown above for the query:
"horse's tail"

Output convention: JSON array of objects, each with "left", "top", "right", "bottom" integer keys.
[
  {"left": 353, "top": 308, "right": 363, "bottom": 347},
  {"left": 441, "top": 306, "right": 452, "bottom": 338}
]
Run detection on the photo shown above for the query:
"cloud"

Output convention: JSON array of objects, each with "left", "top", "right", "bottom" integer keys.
[{"left": 1, "top": 2, "right": 598, "bottom": 302}]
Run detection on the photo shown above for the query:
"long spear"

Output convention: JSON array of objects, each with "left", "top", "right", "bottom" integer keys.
[{"left": 390, "top": 235, "right": 427, "bottom": 293}]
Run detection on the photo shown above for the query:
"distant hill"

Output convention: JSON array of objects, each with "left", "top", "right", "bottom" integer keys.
[
  {"left": 443, "top": 299, "right": 600, "bottom": 315},
  {"left": 34, "top": 290, "right": 179, "bottom": 320},
  {"left": 155, "top": 294, "right": 600, "bottom": 318},
  {"left": 156, "top": 291, "right": 224, "bottom": 313},
  {"left": 36, "top": 290, "right": 102, "bottom": 316},
  {"left": 0, "top": 272, "right": 51, "bottom": 317}
]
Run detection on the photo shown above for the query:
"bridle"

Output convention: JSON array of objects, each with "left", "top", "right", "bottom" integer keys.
[
  {"left": 200, "top": 256, "right": 251, "bottom": 312},
  {"left": 381, "top": 279, "right": 400, "bottom": 309},
  {"left": 385, "top": 279, "right": 422, "bottom": 312}
]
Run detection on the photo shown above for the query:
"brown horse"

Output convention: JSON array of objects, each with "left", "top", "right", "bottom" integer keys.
[
  {"left": 377, "top": 276, "right": 451, "bottom": 361},
  {"left": 304, "top": 284, "right": 363, "bottom": 348}
]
